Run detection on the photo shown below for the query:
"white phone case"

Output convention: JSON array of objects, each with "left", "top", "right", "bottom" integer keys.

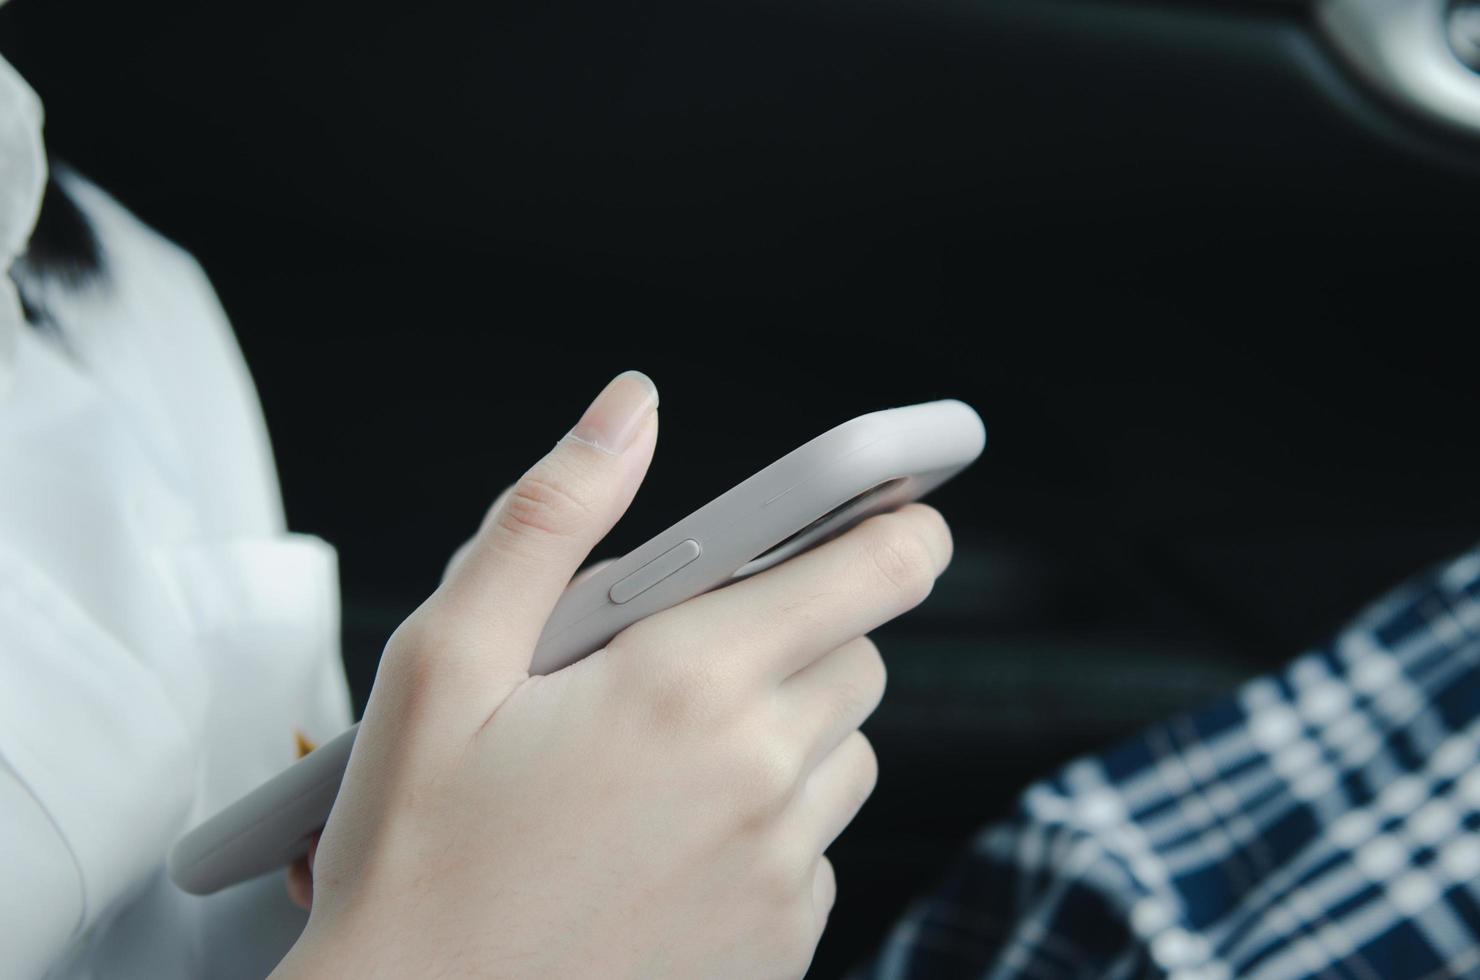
[{"left": 169, "top": 399, "right": 985, "bottom": 894}]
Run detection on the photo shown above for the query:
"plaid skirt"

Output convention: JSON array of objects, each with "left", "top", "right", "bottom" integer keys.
[{"left": 859, "top": 546, "right": 1480, "bottom": 980}]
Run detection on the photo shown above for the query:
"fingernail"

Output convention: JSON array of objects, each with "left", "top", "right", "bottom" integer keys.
[{"left": 567, "top": 370, "right": 659, "bottom": 455}]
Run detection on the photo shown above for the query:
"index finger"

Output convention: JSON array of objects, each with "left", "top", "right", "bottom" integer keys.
[{"left": 615, "top": 502, "right": 952, "bottom": 683}]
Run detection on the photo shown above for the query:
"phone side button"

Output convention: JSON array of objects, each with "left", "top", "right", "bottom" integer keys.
[{"left": 609, "top": 539, "right": 703, "bottom": 604}]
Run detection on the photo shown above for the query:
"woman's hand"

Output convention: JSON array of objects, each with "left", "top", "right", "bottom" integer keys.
[{"left": 274, "top": 371, "right": 952, "bottom": 979}]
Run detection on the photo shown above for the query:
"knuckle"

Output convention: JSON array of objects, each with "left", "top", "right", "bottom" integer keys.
[
  {"left": 773, "top": 903, "right": 822, "bottom": 977},
  {"left": 862, "top": 518, "right": 936, "bottom": 606},
  {"left": 638, "top": 651, "right": 731, "bottom": 731},
  {"left": 376, "top": 609, "right": 457, "bottom": 722},
  {"left": 824, "top": 683, "right": 868, "bottom": 737},
  {"left": 497, "top": 467, "right": 596, "bottom": 540},
  {"left": 733, "top": 734, "right": 803, "bottom": 819},
  {"left": 815, "top": 858, "right": 838, "bottom": 915},
  {"left": 917, "top": 504, "right": 955, "bottom": 567},
  {"left": 834, "top": 640, "right": 887, "bottom": 721},
  {"left": 845, "top": 734, "right": 881, "bottom": 810},
  {"left": 383, "top": 606, "right": 450, "bottom": 676},
  {"left": 761, "top": 836, "right": 815, "bottom": 899},
  {"left": 862, "top": 639, "right": 888, "bottom": 700}
]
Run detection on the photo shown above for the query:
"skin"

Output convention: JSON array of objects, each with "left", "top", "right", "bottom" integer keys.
[{"left": 276, "top": 372, "right": 953, "bottom": 978}]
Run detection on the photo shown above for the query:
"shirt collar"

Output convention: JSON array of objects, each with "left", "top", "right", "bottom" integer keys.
[{"left": 0, "top": 49, "right": 48, "bottom": 400}]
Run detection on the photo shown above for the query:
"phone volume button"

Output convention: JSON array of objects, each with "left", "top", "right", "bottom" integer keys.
[{"left": 609, "top": 539, "right": 703, "bottom": 604}]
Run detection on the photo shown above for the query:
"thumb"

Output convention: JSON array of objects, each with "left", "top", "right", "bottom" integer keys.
[{"left": 411, "top": 371, "right": 659, "bottom": 718}]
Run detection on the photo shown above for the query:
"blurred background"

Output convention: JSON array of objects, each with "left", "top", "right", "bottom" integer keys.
[{"left": 5, "top": 0, "right": 1480, "bottom": 973}]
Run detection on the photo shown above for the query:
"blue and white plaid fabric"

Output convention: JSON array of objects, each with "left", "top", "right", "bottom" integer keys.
[{"left": 861, "top": 547, "right": 1480, "bottom": 980}]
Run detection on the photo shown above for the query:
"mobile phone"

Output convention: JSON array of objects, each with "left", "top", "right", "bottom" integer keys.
[{"left": 168, "top": 399, "right": 985, "bottom": 895}]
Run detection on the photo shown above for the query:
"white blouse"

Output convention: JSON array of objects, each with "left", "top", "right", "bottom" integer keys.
[{"left": 1, "top": 51, "right": 353, "bottom": 979}]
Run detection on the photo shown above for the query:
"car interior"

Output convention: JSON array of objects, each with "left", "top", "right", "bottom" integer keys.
[{"left": 4, "top": 0, "right": 1479, "bottom": 974}]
